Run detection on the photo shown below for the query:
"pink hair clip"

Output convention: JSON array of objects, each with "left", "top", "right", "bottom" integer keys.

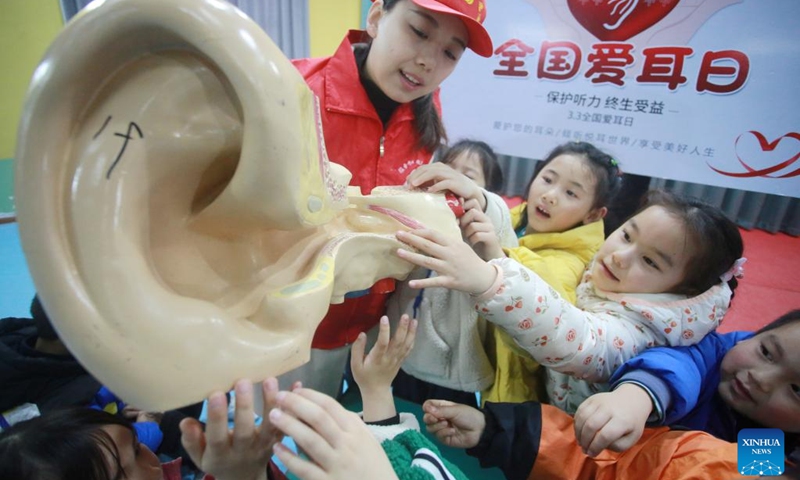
[{"left": 720, "top": 257, "right": 747, "bottom": 282}]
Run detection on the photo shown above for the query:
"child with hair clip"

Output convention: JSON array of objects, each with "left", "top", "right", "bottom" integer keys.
[
  {"left": 438, "top": 138, "right": 505, "bottom": 194},
  {"left": 419, "top": 310, "right": 800, "bottom": 480},
  {"left": 396, "top": 189, "right": 744, "bottom": 413},
  {"left": 270, "top": 315, "right": 474, "bottom": 480},
  {"left": 284, "top": 0, "right": 495, "bottom": 399},
  {"left": 0, "top": 378, "right": 290, "bottom": 480},
  {"left": 395, "top": 141, "right": 622, "bottom": 406}
]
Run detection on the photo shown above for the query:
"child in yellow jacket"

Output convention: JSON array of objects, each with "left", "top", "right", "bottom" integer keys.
[{"left": 483, "top": 141, "right": 622, "bottom": 404}]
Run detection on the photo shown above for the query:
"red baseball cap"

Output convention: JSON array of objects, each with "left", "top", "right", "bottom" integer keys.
[{"left": 374, "top": 0, "right": 493, "bottom": 57}]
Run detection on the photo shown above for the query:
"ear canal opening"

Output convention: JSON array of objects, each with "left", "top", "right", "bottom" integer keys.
[{"left": 190, "top": 152, "right": 240, "bottom": 217}]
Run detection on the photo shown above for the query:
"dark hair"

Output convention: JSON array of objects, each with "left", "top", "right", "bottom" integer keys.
[
  {"left": 439, "top": 139, "right": 504, "bottom": 193},
  {"left": 745, "top": 310, "right": 800, "bottom": 450},
  {"left": 526, "top": 141, "right": 623, "bottom": 211},
  {"left": 31, "top": 294, "right": 60, "bottom": 341},
  {"left": 755, "top": 309, "right": 800, "bottom": 335},
  {"left": 636, "top": 190, "right": 744, "bottom": 296},
  {"left": 0, "top": 407, "right": 134, "bottom": 480},
  {"left": 376, "top": 0, "right": 447, "bottom": 152}
]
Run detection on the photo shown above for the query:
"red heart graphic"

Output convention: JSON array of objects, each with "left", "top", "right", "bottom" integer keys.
[
  {"left": 709, "top": 132, "right": 800, "bottom": 178},
  {"left": 567, "top": 0, "right": 679, "bottom": 42}
]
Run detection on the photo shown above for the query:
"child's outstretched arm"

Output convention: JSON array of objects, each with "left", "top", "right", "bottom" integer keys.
[
  {"left": 422, "top": 399, "right": 486, "bottom": 449},
  {"left": 405, "top": 163, "right": 487, "bottom": 211},
  {"left": 180, "top": 378, "right": 285, "bottom": 480},
  {"left": 270, "top": 388, "right": 400, "bottom": 480},
  {"left": 350, "top": 314, "right": 418, "bottom": 422},
  {"left": 395, "top": 228, "right": 498, "bottom": 295},
  {"left": 573, "top": 384, "right": 653, "bottom": 457},
  {"left": 397, "top": 229, "right": 667, "bottom": 384}
]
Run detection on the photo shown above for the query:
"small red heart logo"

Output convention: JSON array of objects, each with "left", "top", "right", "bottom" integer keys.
[
  {"left": 567, "top": 0, "right": 679, "bottom": 41},
  {"left": 709, "top": 131, "right": 800, "bottom": 178}
]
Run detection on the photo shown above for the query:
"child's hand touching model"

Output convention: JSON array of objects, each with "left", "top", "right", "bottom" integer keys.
[
  {"left": 180, "top": 378, "right": 286, "bottom": 480},
  {"left": 406, "top": 162, "right": 488, "bottom": 211},
  {"left": 398, "top": 190, "right": 744, "bottom": 413},
  {"left": 270, "top": 388, "right": 401, "bottom": 480},
  {"left": 460, "top": 203, "right": 506, "bottom": 261},
  {"left": 397, "top": 228, "right": 497, "bottom": 296}
]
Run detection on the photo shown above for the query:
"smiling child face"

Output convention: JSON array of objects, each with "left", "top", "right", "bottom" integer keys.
[{"left": 718, "top": 321, "right": 800, "bottom": 432}]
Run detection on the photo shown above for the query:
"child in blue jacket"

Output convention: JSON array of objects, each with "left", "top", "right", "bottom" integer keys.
[{"left": 573, "top": 309, "right": 800, "bottom": 456}]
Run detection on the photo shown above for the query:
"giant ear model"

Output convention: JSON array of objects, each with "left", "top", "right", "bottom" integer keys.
[{"left": 14, "top": 0, "right": 460, "bottom": 410}]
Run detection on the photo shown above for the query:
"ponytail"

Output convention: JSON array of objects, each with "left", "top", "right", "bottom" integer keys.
[{"left": 411, "top": 94, "right": 447, "bottom": 152}]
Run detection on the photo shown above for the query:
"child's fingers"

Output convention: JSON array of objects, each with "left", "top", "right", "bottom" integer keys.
[
  {"left": 421, "top": 399, "right": 460, "bottom": 421},
  {"left": 396, "top": 248, "right": 447, "bottom": 278},
  {"left": 407, "top": 163, "right": 455, "bottom": 189},
  {"left": 350, "top": 332, "right": 367, "bottom": 375},
  {"left": 269, "top": 407, "right": 336, "bottom": 468},
  {"left": 459, "top": 207, "right": 489, "bottom": 227},
  {"left": 585, "top": 424, "right": 621, "bottom": 457},
  {"left": 387, "top": 315, "right": 417, "bottom": 364},
  {"left": 396, "top": 229, "right": 450, "bottom": 255},
  {"left": 279, "top": 388, "right": 358, "bottom": 437},
  {"left": 403, "top": 317, "right": 418, "bottom": 352},
  {"left": 425, "top": 422, "right": 450, "bottom": 438},
  {"left": 462, "top": 198, "right": 482, "bottom": 212},
  {"left": 179, "top": 418, "right": 206, "bottom": 465},
  {"left": 232, "top": 380, "right": 256, "bottom": 444},
  {"left": 388, "top": 314, "right": 410, "bottom": 351},
  {"left": 405, "top": 164, "right": 439, "bottom": 187},
  {"left": 464, "top": 225, "right": 495, "bottom": 246},
  {"left": 607, "top": 430, "right": 640, "bottom": 453},
  {"left": 406, "top": 272, "right": 454, "bottom": 290},
  {"left": 426, "top": 179, "right": 455, "bottom": 194},
  {"left": 463, "top": 218, "right": 493, "bottom": 235},
  {"left": 262, "top": 377, "right": 280, "bottom": 417},
  {"left": 273, "top": 440, "right": 325, "bottom": 480},
  {"left": 203, "top": 391, "right": 231, "bottom": 451},
  {"left": 260, "top": 378, "right": 282, "bottom": 442},
  {"left": 576, "top": 411, "right": 618, "bottom": 457},
  {"left": 422, "top": 412, "right": 439, "bottom": 426},
  {"left": 423, "top": 398, "right": 457, "bottom": 412},
  {"left": 372, "top": 316, "right": 391, "bottom": 356}
]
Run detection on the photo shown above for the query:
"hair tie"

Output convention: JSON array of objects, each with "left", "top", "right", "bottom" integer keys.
[
  {"left": 610, "top": 158, "right": 618, "bottom": 167},
  {"left": 720, "top": 257, "right": 747, "bottom": 282}
]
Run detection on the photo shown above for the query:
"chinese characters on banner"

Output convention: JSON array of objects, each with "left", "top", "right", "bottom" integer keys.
[{"left": 440, "top": 0, "right": 800, "bottom": 197}]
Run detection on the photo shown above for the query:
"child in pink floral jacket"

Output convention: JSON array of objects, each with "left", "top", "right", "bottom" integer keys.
[{"left": 397, "top": 190, "right": 745, "bottom": 413}]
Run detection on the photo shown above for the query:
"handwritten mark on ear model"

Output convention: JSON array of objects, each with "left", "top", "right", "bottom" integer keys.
[{"left": 105, "top": 121, "right": 144, "bottom": 180}]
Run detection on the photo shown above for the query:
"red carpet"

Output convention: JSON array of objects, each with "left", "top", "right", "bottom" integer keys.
[{"left": 719, "top": 229, "right": 800, "bottom": 333}]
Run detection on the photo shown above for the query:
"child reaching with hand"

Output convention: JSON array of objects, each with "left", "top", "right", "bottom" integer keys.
[
  {"left": 283, "top": 0, "right": 495, "bottom": 399},
  {"left": 418, "top": 310, "right": 800, "bottom": 479},
  {"left": 388, "top": 139, "right": 515, "bottom": 405},
  {"left": 270, "top": 314, "right": 473, "bottom": 480},
  {"left": 0, "top": 378, "right": 289, "bottom": 480},
  {"left": 573, "top": 309, "right": 800, "bottom": 457},
  {"left": 420, "top": 389, "right": 764, "bottom": 479},
  {"left": 396, "top": 189, "right": 744, "bottom": 413},
  {"left": 438, "top": 139, "right": 505, "bottom": 194},
  {"left": 396, "top": 141, "right": 622, "bottom": 405}
]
